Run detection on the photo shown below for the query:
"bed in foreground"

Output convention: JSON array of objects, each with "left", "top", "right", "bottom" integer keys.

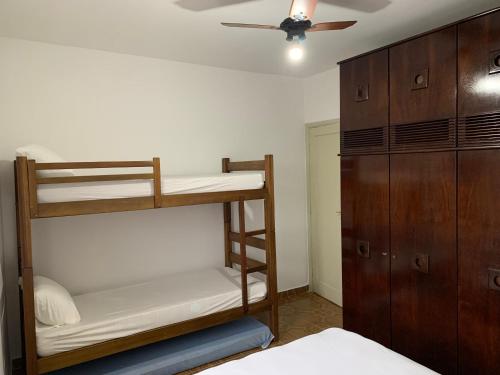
[{"left": 199, "top": 328, "right": 439, "bottom": 375}]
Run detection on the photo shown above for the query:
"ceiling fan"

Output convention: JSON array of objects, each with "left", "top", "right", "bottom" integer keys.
[{"left": 220, "top": 0, "right": 357, "bottom": 42}]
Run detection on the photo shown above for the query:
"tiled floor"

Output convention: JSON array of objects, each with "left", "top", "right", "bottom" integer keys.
[{"left": 182, "top": 292, "right": 343, "bottom": 374}]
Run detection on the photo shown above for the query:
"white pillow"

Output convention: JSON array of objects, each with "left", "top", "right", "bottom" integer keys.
[
  {"left": 16, "top": 144, "right": 75, "bottom": 177},
  {"left": 34, "top": 276, "right": 81, "bottom": 326}
]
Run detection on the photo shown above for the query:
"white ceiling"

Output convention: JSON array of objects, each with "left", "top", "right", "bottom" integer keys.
[{"left": 1, "top": 0, "right": 499, "bottom": 77}]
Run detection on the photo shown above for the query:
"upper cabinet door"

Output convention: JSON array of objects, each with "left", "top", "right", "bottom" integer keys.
[
  {"left": 340, "top": 50, "right": 389, "bottom": 155},
  {"left": 458, "top": 11, "right": 500, "bottom": 148},
  {"left": 390, "top": 27, "right": 457, "bottom": 126},
  {"left": 340, "top": 50, "right": 389, "bottom": 132}
]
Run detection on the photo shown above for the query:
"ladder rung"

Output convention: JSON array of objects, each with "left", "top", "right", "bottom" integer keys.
[
  {"left": 229, "top": 232, "right": 266, "bottom": 250},
  {"left": 245, "top": 229, "right": 266, "bottom": 237},
  {"left": 230, "top": 253, "right": 267, "bottom": 274}
]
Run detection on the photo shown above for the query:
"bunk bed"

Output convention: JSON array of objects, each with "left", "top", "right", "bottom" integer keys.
[{"left": 15, "top": 154, "right": 278, "bottom": 375}]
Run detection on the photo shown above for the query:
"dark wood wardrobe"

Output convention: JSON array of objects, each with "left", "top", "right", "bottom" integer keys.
[{"left": 340, "top": 8, "right": 500, "bottom": 375}]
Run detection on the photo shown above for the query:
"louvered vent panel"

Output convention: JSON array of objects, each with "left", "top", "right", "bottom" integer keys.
[
  {"left": 390, "top": 119, "right": 456, "bottom": 151},
  {"left": 458, "top": 112, "right": 500, "bottom": 147},
  {"left": 341, "top": 127, "right": 388, "bottom": 155}
]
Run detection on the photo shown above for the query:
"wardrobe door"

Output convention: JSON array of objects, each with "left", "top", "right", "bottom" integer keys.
[
  {"left": 458, "top": 11, "right": 500, "bottom": 148},
  {"left": 458, "top": 150, "right": 500, "bottom": 375},
  {"left": 390, "top": 152, "right": 457, "bottom": 375},
  {"left": 389, "top": 27, "right": 457, "bottom": 151},
  {"left": 340, "top": 50, "right": 389, "bottom": 131},
  {"left": 341, "top": 155, "right": 391, "bottom": 347},
  {"left": 340, "top": 50, "right": 389, "bottom": 155}
]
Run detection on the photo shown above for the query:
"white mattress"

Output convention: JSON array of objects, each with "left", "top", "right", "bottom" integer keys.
[
  {"left": 37, "top": 173, "right": 264, "bottom": 203},
  {"left": 36, "top": 267, "right": 267, "bottom": 357},
  {"left": 199, "top": 328, "right": 438, "bottom": 375}
]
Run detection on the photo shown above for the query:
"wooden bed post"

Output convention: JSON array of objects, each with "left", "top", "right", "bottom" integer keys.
[
  {"left": 222, "top": 158, "right": 232, "bottom": 268},
  {"left": 238, "top": 200, "right": 249, "bottom": 313},
  {"left": 264, "top": 155, "right": 279, "bottom": 340},
  {"left": 152, "top": 157, "right": 161, "bottom": 208},
  {"left": 15, "top": 157, "right": 38, "bottom": 375}
]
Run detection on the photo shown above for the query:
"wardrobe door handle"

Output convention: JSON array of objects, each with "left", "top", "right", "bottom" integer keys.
[
  {"left": 412, "top": 253, "right": 429, "bottom": 274},
  {"left": 488, "top": 268, "right": 500, "bottom": 291},
  {"left": 354, "top": 84, "right": 369, "bottom": 102},
  {"left": 489, "top": 50, "right": 500, "bottom": 74},
  {"left": 356, "top": 240, "right": 370, "bottom": 258},
  {"left": 411, "top": 68, "right": 429, "bottom": 90}
]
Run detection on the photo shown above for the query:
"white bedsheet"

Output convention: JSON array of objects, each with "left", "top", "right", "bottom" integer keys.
[
  {"left": 199, "top": 328, "right": 438, "bottom": 375},
  {"left": 36, "top": 267, "right": 267, "bottom": 357},
  {"left": 37, "top": 173, "right": 264, "bottom": 203}
]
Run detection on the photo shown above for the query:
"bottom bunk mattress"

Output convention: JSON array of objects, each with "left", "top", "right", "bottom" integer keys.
[
  {"left": 36, "top": 267, "right": 267, "bottom": 357},
  {"left": 199, "top": 328, "right": 438, "bottom": 375}
]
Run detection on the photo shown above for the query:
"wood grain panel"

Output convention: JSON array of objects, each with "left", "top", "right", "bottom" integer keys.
[
  {"left": 341, "top": 155, "right": 391, "bottom": 347},
  {"left": 458, "top": 150, "right": 500, "bottom": 375},
  {"left": 340, "top": 50, "right": 389, "bottom": 131},
  {"left": 458, "top": 11, "right": 500, "bottom": 117},
  {"left": 390, "top": 27, "right": 457, "bottom": 125},
  {"left": 390, "top": 152, "right": 457, "bottom": 375}
]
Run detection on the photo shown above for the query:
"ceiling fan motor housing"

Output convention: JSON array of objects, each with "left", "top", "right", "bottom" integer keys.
[{"left": 279, "top": 17, "right": 312, "bottom": 41}]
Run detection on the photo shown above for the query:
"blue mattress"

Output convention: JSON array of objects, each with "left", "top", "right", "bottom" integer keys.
[{"left": 48, "top": 317, "right": 274, "bottom": 375}]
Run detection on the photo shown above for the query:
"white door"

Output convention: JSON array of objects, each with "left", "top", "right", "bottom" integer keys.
[{"left": 308, "top": 123, "right": 342, "bottom": 306}]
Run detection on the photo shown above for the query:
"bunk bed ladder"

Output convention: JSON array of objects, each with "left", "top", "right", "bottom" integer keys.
[{"left": 222, "top": 155, "right": 279, "bottom": 340}]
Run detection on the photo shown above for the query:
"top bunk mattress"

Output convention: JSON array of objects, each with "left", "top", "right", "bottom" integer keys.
[
  {"left": 36, "top": 267, "right": 267, "bottom": 357},
  {"left": 37, "top": 173, "right": 264, "bottom": 203}
]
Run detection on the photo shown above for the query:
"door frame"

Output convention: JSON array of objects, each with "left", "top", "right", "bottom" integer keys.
[{"left": 305, "top": 119, "right": 341, "bottom": 300}]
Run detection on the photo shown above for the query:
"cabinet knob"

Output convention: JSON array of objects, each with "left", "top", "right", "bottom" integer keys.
[
  {"left": 488, "top": 268, "right": 500, "bottom": 291},
  {"left": 489, "top": 49, "right": 500, "bottom": 74},
  {"left": 354, "top": 84, "right": 369, "bottom": 102},
  {"left": 411, "top": 68, "right": 429, "bottom": 90},
  {"left": 412, "top": 253, "right": 430, "bottom": 274},
  {"left": 356, "top": 240, "right": 370, "bottom": 258}
]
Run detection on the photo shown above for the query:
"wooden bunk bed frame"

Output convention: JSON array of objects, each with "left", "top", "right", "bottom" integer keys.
[{"left": 15, "top": 155, "right": 279, "bottom": 375}]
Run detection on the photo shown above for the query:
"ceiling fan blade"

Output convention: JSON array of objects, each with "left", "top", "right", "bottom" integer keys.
[
  {"left": 307, "top": 21, "right": 357, "bottom": 31},
  {"left": 221, "top": 22, "right": 281, "bottom": 30},
  {"left": 175, "top": 0, "right": 258, "bottom": 12},
  {"left": 289, "top": 0, "right": 318, "bottom": 20}
]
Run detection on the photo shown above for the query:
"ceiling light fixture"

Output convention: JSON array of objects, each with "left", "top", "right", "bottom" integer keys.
[{"left": 288, "top": 44, "right": 304, "bottom": 62}]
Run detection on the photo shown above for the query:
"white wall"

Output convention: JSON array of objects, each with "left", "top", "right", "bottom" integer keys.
[
  {"left": 304, "top": 67, "right": 340, "bottom": 124},
  {"left": 0, "top": 37, "right": 309, "bottom": 359}
]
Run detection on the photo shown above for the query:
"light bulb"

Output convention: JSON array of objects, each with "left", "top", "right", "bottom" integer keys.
[{"left": 288, "top": 45, "right": 304, "bottom": 61}]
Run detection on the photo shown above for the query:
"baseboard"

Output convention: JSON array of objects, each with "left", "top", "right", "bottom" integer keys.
[{"left": 278, "top": 285, "right": 309, "bottom": 301}]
